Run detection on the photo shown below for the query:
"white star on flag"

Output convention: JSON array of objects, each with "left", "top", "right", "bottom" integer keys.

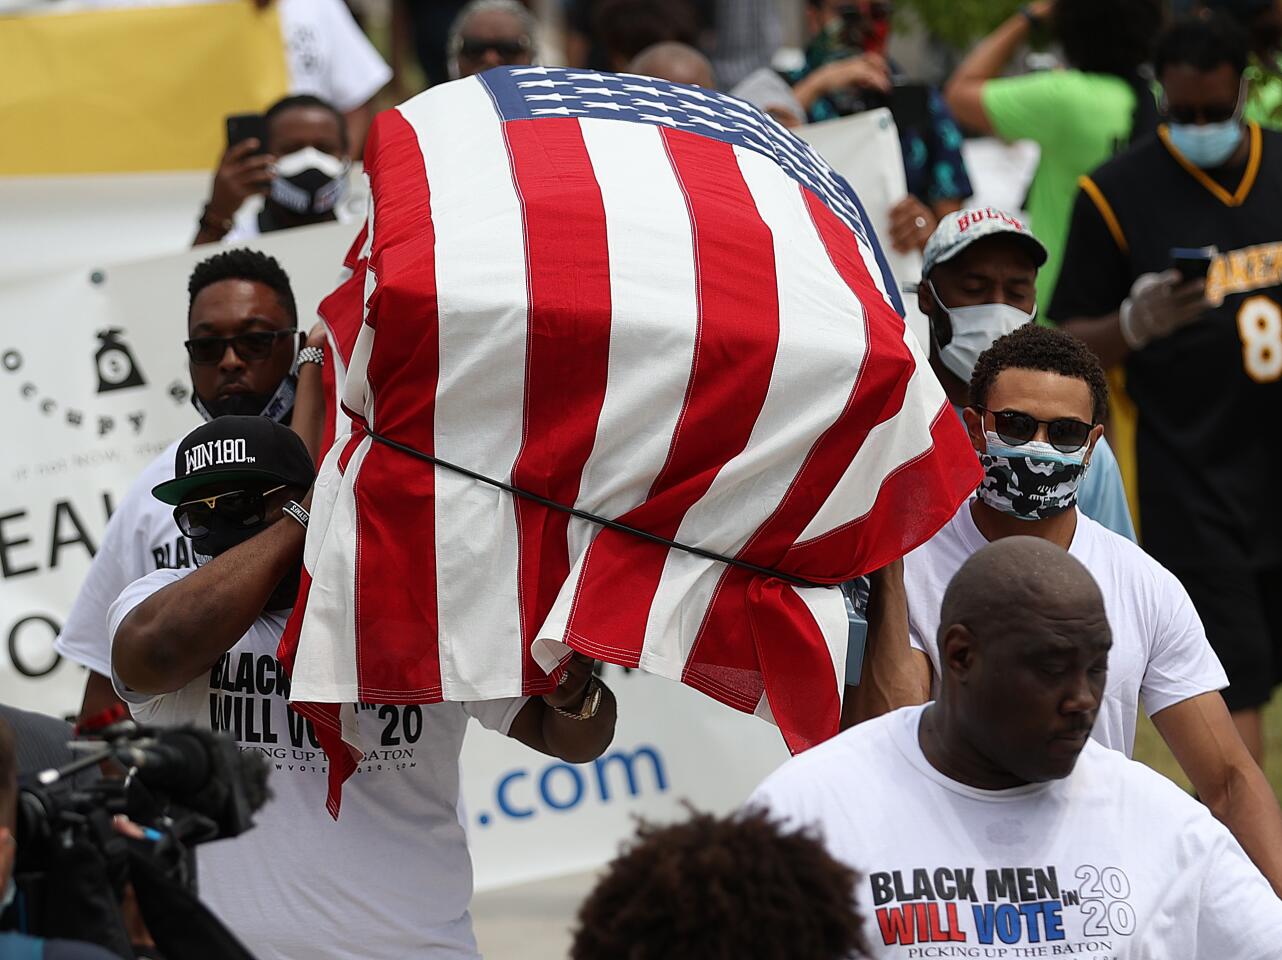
[
  {"left": 525, "top": 93, "right": 579, "bottom": 102},
  {"left": 567, "top": 73, "right": 612, "bottom": 83},
  {"left": 510, "top": 66, "right": 558, "bottom": 75},
  {"left": 633, "top": 99, "right": 677, "bottom": 112},
  {"left": 518, "top": 80, "right": 570, "bottom": 89},
  {"left": 583, "top": 102, "right": 634, "bottom": 111},
  {"left": 623, "top": 84, "right": 678, "bottom": 98},
  {"left": 532, "top": 107, "right": 586, "bottom": 115},
  {"left": 574, "top": 86, "right": 627, "bottom": 97},
  {"left": 639, "top": 114, "right": 689, "bottom": 126}
]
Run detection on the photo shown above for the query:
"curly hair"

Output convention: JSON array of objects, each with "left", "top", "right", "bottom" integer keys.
[
  {"left": 187, "top": 249, "right": 297, "bottom": 325},
  {"left": 1155, "top": 12, "right": 1251, "bottom": 77},
  {"left": 570, "top": 807, "right": 869, "bottom": 960},
  {"left": 969, "top": 325, "right": 1109, "bottom": 424},
  {"left": 1055, "top": 0, "right": 1164, "bottom": 76}
]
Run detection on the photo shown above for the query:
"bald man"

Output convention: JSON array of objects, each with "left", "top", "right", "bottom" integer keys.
[
  {"left": 629, "top": 42, "right": 716, "bottom": 89},
  {"left": 750, "top": 538, "right": 1282, "bottom": 958}
]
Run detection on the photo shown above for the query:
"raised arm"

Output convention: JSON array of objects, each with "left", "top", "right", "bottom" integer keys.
[
  {"left": 506, "top": 654, "right": 618, "bottom": 763},
  {"left": 944, "top": 3, "right": 1051, "bottom": 133},
  {"left": 841, "top": 560, "right": 932, "bottom": 729},
  {"left": 112, "top": 493, "right": 305, "bottom": 696}
]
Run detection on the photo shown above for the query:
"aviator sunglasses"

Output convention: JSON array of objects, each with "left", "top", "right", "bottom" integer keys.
[
  {"left": 975, "top": 407, "right": 1093, "bottom": 454},
  {"left": 174, "top": 484, "right": 286, "bottom": 538},
  {"left": 184, "top": 329, "right": 298, "bottom": 366}
]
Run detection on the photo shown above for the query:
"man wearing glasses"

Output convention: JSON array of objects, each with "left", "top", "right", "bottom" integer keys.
[
  {"left": 896, "top": 323, "right": 1282, "bottom": 894},
  {"left": 108, "top": 416, "right": 616, "bottom": 959},
  {"left": 446, "top": 0, "right": 535, "bottom": 81},
  {"left": 55, "top": 249, "right": 322, "bottom": 734},
  {"left": 1055, "top": 14, "right": 1282, "bottom": 770}
]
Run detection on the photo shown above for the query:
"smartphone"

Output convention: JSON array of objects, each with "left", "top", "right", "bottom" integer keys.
[
  {"left": 225, "top": 113, "right": 268, "bottom": 154},
  {"left": 888, "top": 82, "right": 932, "bottom": 132},
  {"left": 1170, "top": 246, "right": 1218, "bottom": 281}
]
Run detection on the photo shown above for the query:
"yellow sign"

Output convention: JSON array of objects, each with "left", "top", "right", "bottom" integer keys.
[{"left": 0, "top": 2, "right": 288, "bottom": 176}]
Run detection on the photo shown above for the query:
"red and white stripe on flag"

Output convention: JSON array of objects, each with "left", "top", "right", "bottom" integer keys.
[{"left": 279, "top": 69, "right": 981, "bottom": 815}]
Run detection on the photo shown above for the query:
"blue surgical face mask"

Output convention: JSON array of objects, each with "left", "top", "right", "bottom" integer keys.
[{"left": 1168, "top": 119, "right": 1243, "bottom": 169}]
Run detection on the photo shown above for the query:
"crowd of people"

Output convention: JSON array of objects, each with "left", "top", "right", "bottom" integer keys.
[{"left": 6, "top": 0, "right": 1282, "bottom": 957}]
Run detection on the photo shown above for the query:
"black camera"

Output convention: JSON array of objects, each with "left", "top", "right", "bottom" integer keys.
[{"left": 9, "top": 722, "right": 269, "bottom": 960}]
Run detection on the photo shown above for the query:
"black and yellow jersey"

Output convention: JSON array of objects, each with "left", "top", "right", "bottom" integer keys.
[{"left": 1051, "top": 122, "right": 1282, "bottom": 568}]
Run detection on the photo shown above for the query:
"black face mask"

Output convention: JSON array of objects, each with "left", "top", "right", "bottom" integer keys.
[
  {"left": 192, "top": 373, "right": 297, "bottom": 424},
  {"left": 191, "top": 519, "right": 302, "bottom": 612}
]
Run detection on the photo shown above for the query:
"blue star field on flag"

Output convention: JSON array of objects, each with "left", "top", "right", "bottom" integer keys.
[{"left": 478, "top": 66, "right": 882, "bottom": 258}]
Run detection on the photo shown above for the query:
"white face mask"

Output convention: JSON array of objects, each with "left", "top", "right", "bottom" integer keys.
[
  {"left": 270, "top": 147, "right": 350, "bottom": 216},
  {"left": 927, "top": 281, "right": 1036, "bottom": 383}
]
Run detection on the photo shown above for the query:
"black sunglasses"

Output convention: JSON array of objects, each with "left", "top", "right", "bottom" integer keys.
[
  {"left": 977, "top": 407, "right": 1094, "bottom": 454},
  {"left": 185, "top": 329, "right": 298, "bottom": 366},
  {"left": 174, "top": 484, "right": 285, "bottom": 538},
  {"left": 459, "top": 37, "right": 530, "bottom": 59}
]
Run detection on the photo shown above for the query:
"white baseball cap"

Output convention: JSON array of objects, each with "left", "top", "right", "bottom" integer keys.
[{"left": 921, "top": 207, "right": 1048, "bottom": 277}]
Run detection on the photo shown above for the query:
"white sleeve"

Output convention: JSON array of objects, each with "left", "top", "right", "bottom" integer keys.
[
  {"left": 316, "top": 0, "right": 391, "bottom": 112},
  {"left": 463, "top": 696, "right": 529, "bottom": 736},
  {"left": 1185, "top": 822, "right": 1282, "bottom": 956},
  {"left": 1140, "top": 567, "right": 1229, "bottom": 717},
  {"left": 106, "top": 568, "right": 187, "bottom": 710},
  {"left": 54, "top": 485, "right": 160, "bottom": 677}
]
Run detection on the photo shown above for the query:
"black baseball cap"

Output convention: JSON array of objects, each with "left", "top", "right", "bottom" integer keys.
[{"left": 152, "top": 416, "right": 316, "bottom": 506}]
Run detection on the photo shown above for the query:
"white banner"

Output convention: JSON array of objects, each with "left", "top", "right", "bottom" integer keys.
[
  {"left": 463, "top": 664, "right": 788, "bottom": 891},
  {"left": 0, "top": 221, "right": 355, "bottom": 715},
  {"left": 798, "top": 108, "right": 927, "bottom": 346},
  {"left": 1, "top": 153, "right": 935, "bottom": 889}
]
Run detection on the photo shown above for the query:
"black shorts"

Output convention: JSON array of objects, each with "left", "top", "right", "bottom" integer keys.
[{"left": 1169, "top": 563, "right": 1282, "bottom": 711}]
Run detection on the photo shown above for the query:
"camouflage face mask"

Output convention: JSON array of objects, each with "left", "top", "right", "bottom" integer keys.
[{"left": 976, "top": 433, "right": 1088, "bottom": 521}]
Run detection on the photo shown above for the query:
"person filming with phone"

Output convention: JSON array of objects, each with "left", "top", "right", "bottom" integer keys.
[
  {"left": 1054, "top": 14, "right": 1282, "bottom": 768},
  {"left": 785, "top": 0, "right": 975, "bottom": 254},
  {"left": 195, "top": 94, "right": 354, "bottom": 246}
]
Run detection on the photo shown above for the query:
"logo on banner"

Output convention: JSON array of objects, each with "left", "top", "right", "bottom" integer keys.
[
  {"left": 3, "top": 328, "right": 189, "bottom": 437},
  {"left": 94, "top": 328, "right": 146, "bottom": 393}
]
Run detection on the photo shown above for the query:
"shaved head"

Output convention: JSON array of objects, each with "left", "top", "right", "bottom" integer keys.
[
  {"left": 940, "top": 536, "right": 1104, "bottom": 648},
  {"left": 927, "top": 537, "right": 1112, "bottom": 787},
  {"left": 629, "top": 42, "right": 716, "bottom": 89}
]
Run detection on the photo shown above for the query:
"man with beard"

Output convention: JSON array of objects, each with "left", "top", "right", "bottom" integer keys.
[
  {"left": 109, "top": 417, "right": 617, "bottom": 959},
  {"left": 55, "top": 249, "right": 323, "bottom": 732}
]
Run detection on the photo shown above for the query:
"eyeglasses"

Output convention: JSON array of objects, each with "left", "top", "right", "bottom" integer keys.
[
  {"left": 458, "top": 37, "right": 531, "bottom": 60},
  {"left": 976, "top": 407, "right": 1094, "bottom": 454},
  {"left": 174, "top": 484, "right": 285, "bottom": 538},
  {"left": 184, "top": 329, "right": 298, "bottom": 366}
]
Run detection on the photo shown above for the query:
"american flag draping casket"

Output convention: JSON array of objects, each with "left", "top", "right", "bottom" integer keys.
[{"left": 279, "top": 66, "right": 981, "bottom": 815}]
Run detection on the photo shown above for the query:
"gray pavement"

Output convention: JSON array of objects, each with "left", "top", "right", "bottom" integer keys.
[{"left": 472, "top": 871, "right": 598, "bottom": 959}]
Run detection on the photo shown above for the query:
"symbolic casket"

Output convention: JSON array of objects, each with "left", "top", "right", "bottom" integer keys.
[{"left": 280, "top": 67, "right": 981, "bottom": 814}]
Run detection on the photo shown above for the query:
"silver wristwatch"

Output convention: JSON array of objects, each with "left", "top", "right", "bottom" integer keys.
[
  {"left": 552, "top": 676, "right": 604, "bottom": 721},
  {"left": 297, "top": 346, "right": 325, "bottom": 368}
]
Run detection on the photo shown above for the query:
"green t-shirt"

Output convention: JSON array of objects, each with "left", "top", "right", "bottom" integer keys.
[
  {"left": 982, "top": 70, "right": 1137, "bottom": 310},
  {"left": 1245, "top": 56, "right": 1282, "bottom": 130}
]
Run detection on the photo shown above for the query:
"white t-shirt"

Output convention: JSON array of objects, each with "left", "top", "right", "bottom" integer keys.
[
  {"left": 749, "top": 705, "right": 1282, "bottom": 959},
  {"left": 904, "top": 504, "right": 1227, "bottom": 755},
  {"left": 76, "top": 0, "right": 391, "bottom": 112},
  {"left": 54, "top": 442, "right": 189, "bottom": 678},
  {"left": 108, "top": 567, "right": 526, "bottom": 960}
]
